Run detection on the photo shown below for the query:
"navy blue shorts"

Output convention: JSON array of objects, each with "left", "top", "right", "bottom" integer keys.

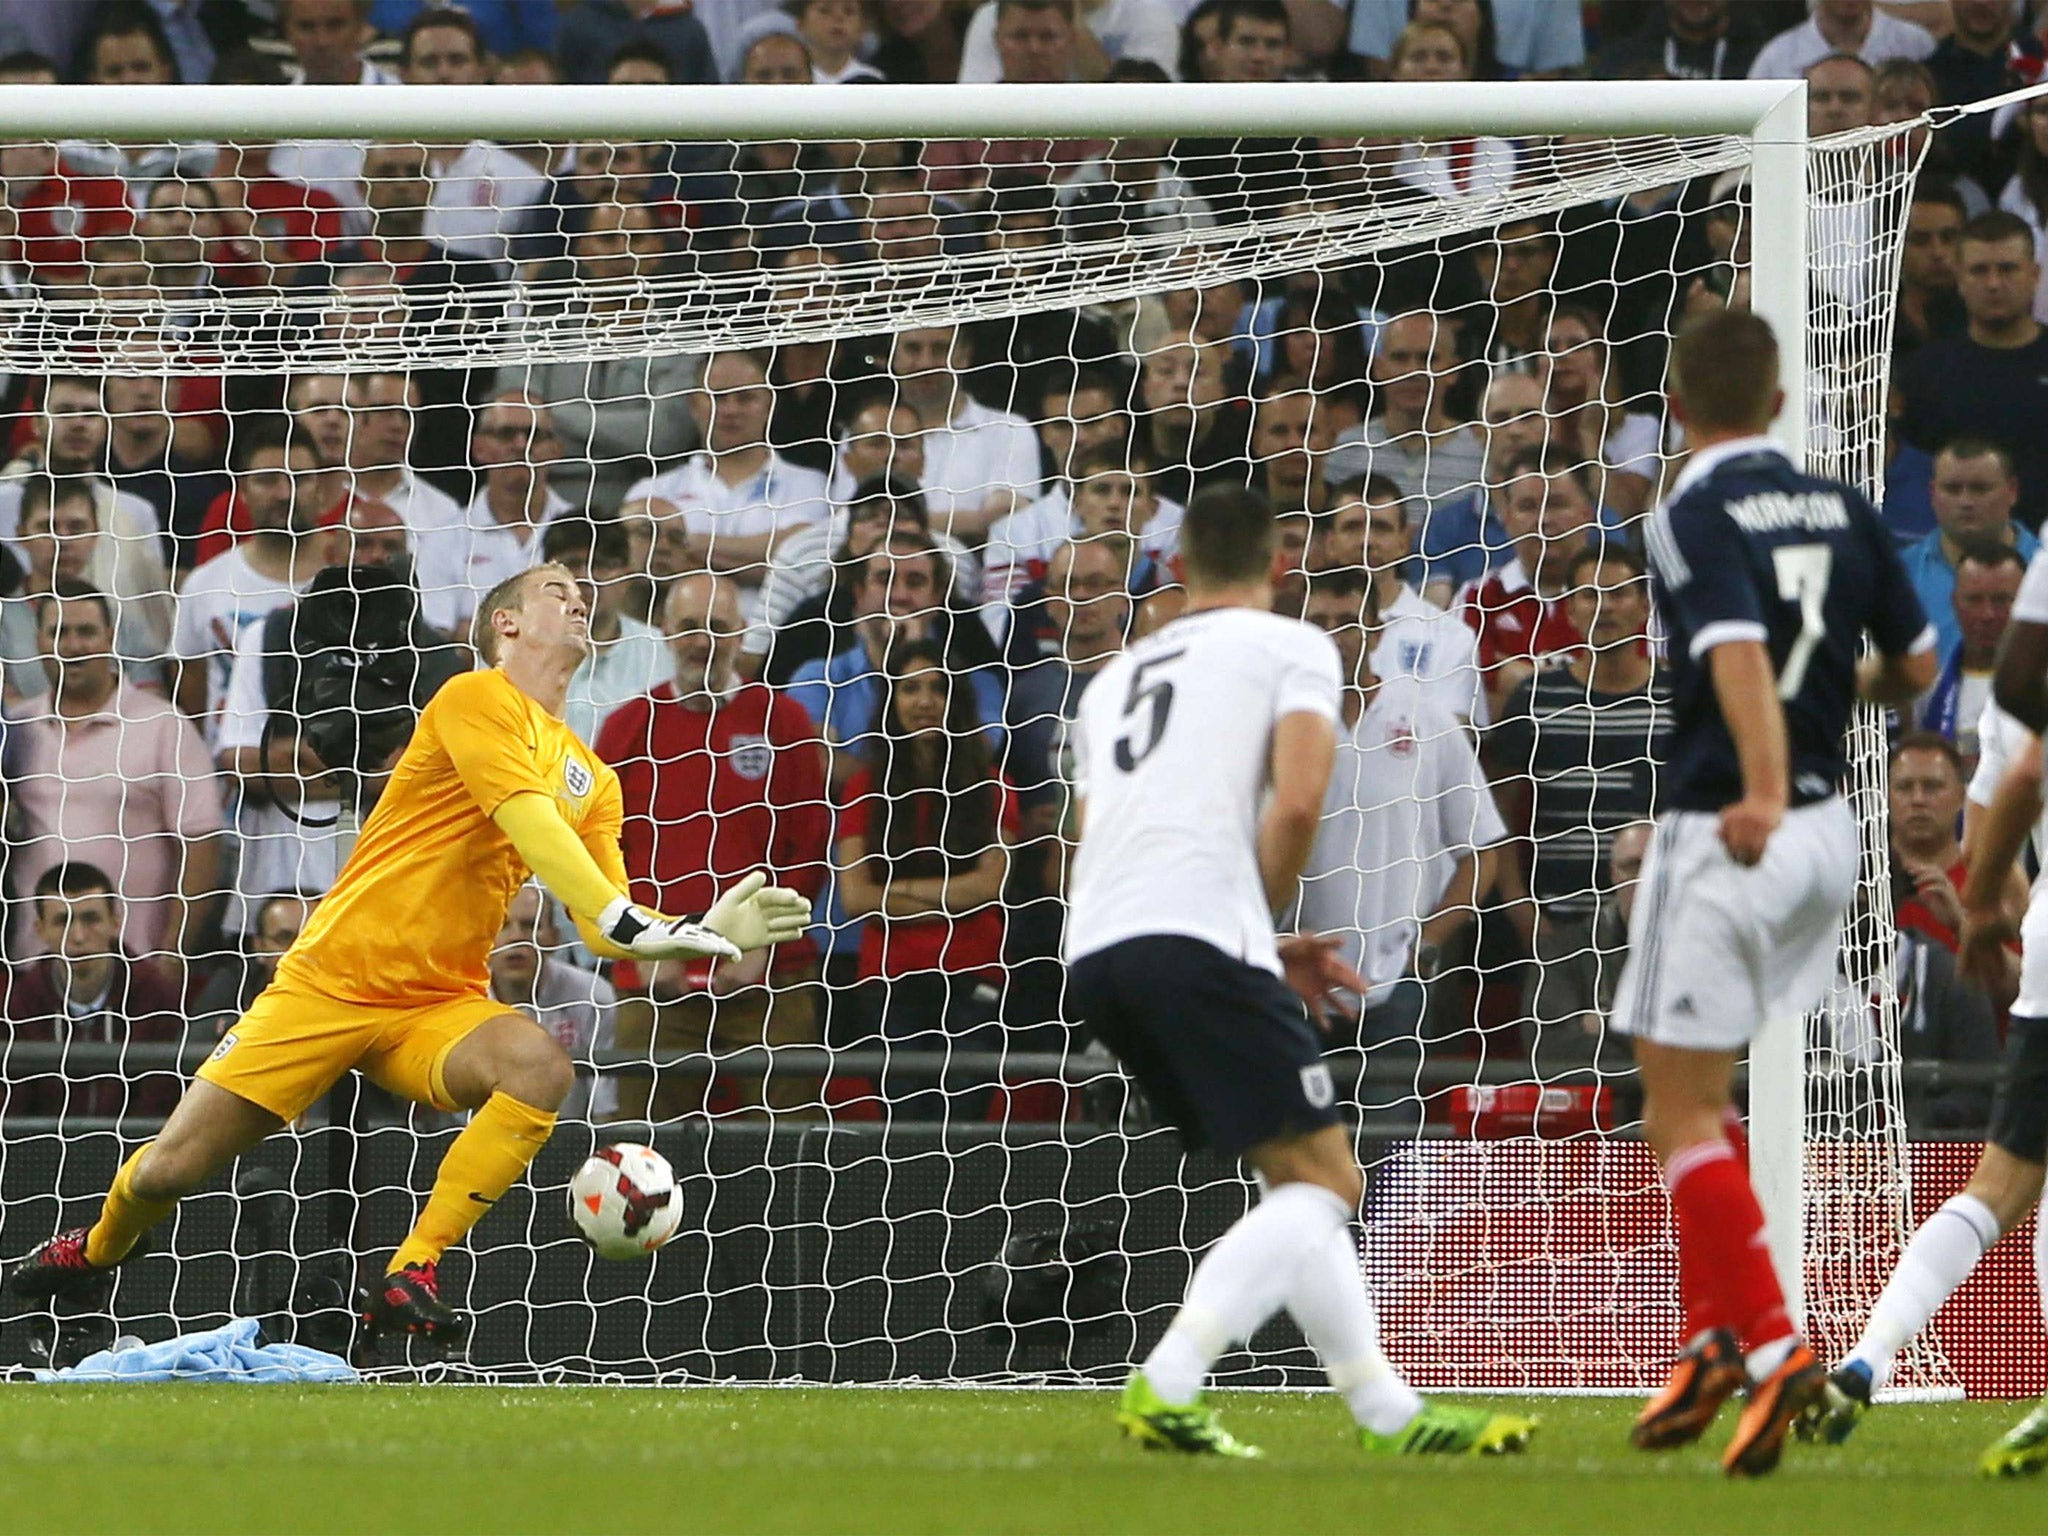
[
  {"left": 1069, "top": 935, "right": 1339, "bottom": 1158},
  {"left": 1988, "top": 1012, "right": 2048, "bottom": 1163}
]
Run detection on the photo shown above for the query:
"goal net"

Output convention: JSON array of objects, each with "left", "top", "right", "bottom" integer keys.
[{"left": 0, "top": 81, "right": 1956, "bottom": 1392}]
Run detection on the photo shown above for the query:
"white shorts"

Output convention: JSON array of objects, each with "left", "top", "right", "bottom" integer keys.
[{"left": 1613, "top": 798, "right": 1859, "bottom": 1052}]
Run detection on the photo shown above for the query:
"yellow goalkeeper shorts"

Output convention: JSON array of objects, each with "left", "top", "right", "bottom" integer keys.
[{"left": 196, "top": 978, "right": 514, "bottom": 1122}]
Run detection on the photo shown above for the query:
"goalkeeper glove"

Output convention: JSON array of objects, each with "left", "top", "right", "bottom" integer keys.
[
  {"left": 596, "top": 898, "right": 743, "bottom": 963},
  {"left": 701, "top": 871, "right": 813, "bottom": 952}
]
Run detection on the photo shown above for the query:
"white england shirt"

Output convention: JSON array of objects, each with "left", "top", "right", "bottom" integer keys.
[
  {"left": 1065, "top": 605, "right": 1341, "bottom": 975},
  {"left": 1296, "top": 676, "right": 1506, "bottom": 1001},
  {"left": 1970, "top": 698, "right": 2048, "bottom": 1017}
]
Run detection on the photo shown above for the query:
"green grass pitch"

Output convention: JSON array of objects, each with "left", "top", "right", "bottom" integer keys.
[{"left": 0, "top": 1385, "right": 2038, "bottom": 1534}]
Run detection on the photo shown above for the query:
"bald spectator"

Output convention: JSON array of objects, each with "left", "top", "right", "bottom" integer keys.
[
  {"left": 1003, "top": 534, "right": 1130, "bottom": 831},
  {"left": 598, "top": 572, "right": 832, "bottom": 1117},
  {"left": 887, "top": 325, "right": 1044, "bottom": 542},
  {"left": 0, "top": 862, "right": 187, "bottom": 1125},
  {"left": 278, "top": 0, "right": 398, "bottom": 86},
  {"left": 625, "top": 349, "right": 833, "bottom": 613},
  {"left": 556, "top": 0, "right": 718, "bottom": 84},
  {"left": 415, "top": 395, "right": 573, "bottom": 635},
  {"left": 1326, "top": 313, "right": 1486, "bottom": 521},
  {"left": 1239, "top": 385, "right": 1329, "bottom": 514},
  {"left": 1806, "top": 52, "right": 1876, "bottom": 137},
  {"left": 1899, "top": 212, "right": 2048, "bottom": 527},
  {"left": 736, "top": 28, "right": 813, "bottom": 83},
  {"left": 489, "top": 885, "right": 619, "bottom": 1120},
  {"left": 1748, "top": 0, "right": 1934, "bottom": 79},
  {"left": 13, "top": 588, "right": 223, "bottom": 969}
]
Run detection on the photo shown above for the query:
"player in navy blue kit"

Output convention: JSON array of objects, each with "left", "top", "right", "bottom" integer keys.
[{"left": 1619, "top": 311, "right": 1937, "bottom": 1476}]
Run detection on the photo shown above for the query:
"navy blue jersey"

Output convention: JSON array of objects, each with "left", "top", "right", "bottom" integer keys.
[{"left": 1644, "top": 438, "right": 1933, "bottom": 813}]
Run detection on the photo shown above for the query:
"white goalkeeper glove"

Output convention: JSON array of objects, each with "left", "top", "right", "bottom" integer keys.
[
  {"left": 596, "top": 897, "right": 743, "bottom": 963},
  {"left": 701, "top": 871, "right": 813, "bottom": 953}
]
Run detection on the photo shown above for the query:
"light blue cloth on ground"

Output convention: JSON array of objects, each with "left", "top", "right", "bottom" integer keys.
[{"left": 36, "top": 1318, "right": 357, "bottom": 1383}]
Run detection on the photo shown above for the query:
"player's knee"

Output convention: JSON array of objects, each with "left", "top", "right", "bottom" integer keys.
[
  {"left": 496, "top": 1034, "right": 574, "bottom": 1112},
  {"left": 1965, "top": 1151, "right": 2046, "bottom": 1230},
  {"left": 131, "top": 1140, "right": 206, "bottom": 1203}
]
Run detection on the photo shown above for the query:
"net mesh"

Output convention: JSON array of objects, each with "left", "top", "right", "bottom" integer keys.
[{"left": 0, "top": 114, "right": 1958, "bottom": 1391}]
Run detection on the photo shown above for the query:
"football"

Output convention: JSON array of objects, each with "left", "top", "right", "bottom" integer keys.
[{"left": 568, "top": 1143, "right": 684, "bottom": 1260}]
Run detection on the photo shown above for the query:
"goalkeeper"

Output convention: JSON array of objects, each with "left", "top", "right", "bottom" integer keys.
[{"left": 4, "top": 564, "right": 809, "bottom": 1341}]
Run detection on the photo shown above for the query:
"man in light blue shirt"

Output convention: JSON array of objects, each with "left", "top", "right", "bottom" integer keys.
[{"left": 1900, "top": 437, "right": 2037, "bottom": 659}]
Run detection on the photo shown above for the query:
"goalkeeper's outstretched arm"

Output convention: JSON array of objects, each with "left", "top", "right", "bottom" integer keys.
[{"left": 491, "top": 791, "right": 810, "bottom": 962}]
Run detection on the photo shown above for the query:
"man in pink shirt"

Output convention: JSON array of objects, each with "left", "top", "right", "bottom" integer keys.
[{"left": 11, "top": 588, "right": 224, "bottom": 972}]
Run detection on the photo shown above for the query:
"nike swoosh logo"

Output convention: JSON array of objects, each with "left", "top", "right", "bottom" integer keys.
[{"left": 467, "top": 1192, "right": 497, "bottom": 1207}]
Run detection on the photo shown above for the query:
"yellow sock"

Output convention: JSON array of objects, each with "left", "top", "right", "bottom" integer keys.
[
  {"left": 85, "top": 1145, "right": 178, "bottom": 1267},
  {"left": 389, "top": 1093, "right": 556, "bottom": 1273}
]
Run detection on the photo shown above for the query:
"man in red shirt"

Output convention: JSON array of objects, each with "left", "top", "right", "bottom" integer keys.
[
  {"left": 1458, "top": 448, "right": 1601, "bottom": 718},
  {"left": 1890, "top": 731, "right": 2025, "bottom": 997},
  {"left": 596, "top": 572, "right": 833, "bottom": 1116}
]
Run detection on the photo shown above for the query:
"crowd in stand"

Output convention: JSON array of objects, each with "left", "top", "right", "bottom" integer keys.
[{"left": 0, "top": 0, "right": 2043, "bottom": 1134}]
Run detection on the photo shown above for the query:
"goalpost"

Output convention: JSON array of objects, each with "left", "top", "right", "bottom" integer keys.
[{"left": 0, "top": 80, "right": 1955, "bottom": 1392}]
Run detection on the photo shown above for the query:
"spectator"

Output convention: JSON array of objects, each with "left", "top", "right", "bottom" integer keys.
[
  {"left": 171, "top": 421, "right": 334, "bottom": 732},
  {"left": 1806, "top": 51, "right": 1877, "bottom": 137},
  {"left": 1889, "top": 732, "right": 2025, "bottom": 999},
  {"left": 396, "top": 8, "right": 549, "bottom": 271},
  {"left": 418, "top": 394, "right": 572, "bottom": 635},
  {"left": 488, "top": 884, "right": 619, "bottom": 1120},
  {"left": 1171, "top": 1, "right": 1306, "bottom": 223},
  {"left": 1298, "top": 566, "right": 1504, "bottom": 1067},
  {"left": 1902, "top": 437, "right": 2038, "bottom": 659},
  {"left": 60, "top": 4, "right": 216, "bottom": 191},
  {"left": 544, "top": 517, "right": 670, "bottom": 746},
  {"left": 1920, "top": 542, "right": 2024, "bottom": 770},
  {"left": 1593, "top": 0, "right": 1761, "bottom": 81},
  {"left": 102, "top": 367, "right": 229, "bottom": 570},
  {"left": 1896, "top": 179, "right": 1970, "bottom": 361},
  {"left": 1489, "top": 544, "right": 1669, "bottom": 1076},
  {"left": 886, "top": 325, "right": 1044, "bottom": 542},
  {"left": 786, "top": 532, "right": 1005, "bottom": 779},
  {"left": 1930, "top": 0, "right": 2018, "bottom": 193},
  {"left": 828, "top": 396, "right": 927, "bottom": 507},
  {"left": 923, "top": 0, "right": 1107, "bottom": 198},
  {"left": 0, "top": 862, "right": 186, "bottom": 1124},
  {"left": 1898, "top": 211, "right": 2048, "bottom": 528},
  {"left": 1892, "top": 927, "right": 2000, "bottom": 1132},
  {"left": 1350, "top": 0, "right": 1584, "bottom": 79},
  {"left": 1, "top": 373, "right": 165, "bottom": 550},
  {"left": 1326, "top": 312, "right": 1486, "bottom": 521},
  {"left": 277, "top": 0, "right": 397, "bottom": 85},
  {"left": 1335, "top": 475, "right": 1487, "bottom": 725},
  {"left": 5, "top": 468, "right": 172, "bottom": 688},
  {"left": 794, "top": 0, "right": 885, "bottom": 82},
  {"left": 1748, "top": 0, "right": 1935, "bottom": 78},
  {"left": 1127, "top": 340, "right": 1249, "bottom": 513},
  {"left": 837, "top": 638, "right": 1018, "bottom": 1117},
  {"left": 1236, "top": 384, "right": 1330, "bottom": 514},
  {"left": 599, "top": 572, "right": 832, "bottom": 1117},
  {"left": 870, "top": 0, "right": 971, "bottom": 81},
  {"left": 133, "top": 180, "right": 231, "bottom": 338},
  {"left": 1058, "top": 69, "right": 1217, "bottom": 240},
  {"left": 986, "top": 443, "right": 1177, "bottom": 614},
  {"left": 500, "top": 201, "right": 701, "bottom": 513},
  {"left": 1463, "top": 217, "right": 1561, "bottom": 376},
  {"left": 959, "top": 0, "right": 1179, "bottom": 81},
  {"left": 0, "top": 110, "right": 131, "bottom": 289},
  {"left": 494, "top": 46, "right": 560, "bottom": 87},
  {"left": 1003, "top": 534, "right": 1130, "bottom": 848},
  {"left": 732, "top": 28, "right": 813, "bottom": 85},
  {"left": 625, "top": 348, "right": 833, "bottom": 611},
  {"left": 190, "top": 891, "right": 310, "bottom": 1020},
  {"left": 556, "top": 0, "right": 718, "bottom": 84},
  {"left": 331, "top": 370, "right": 467, "bottom": 571},
  {"left": 1460, "top": 449, "right": 1602, "bottom": 716},
  {"left": 762, "top": 248, "right": 857, "bottom": 475},
  {"left": 1032, "top": 367, "right": 1130, "bottom": 493},
  {"left": 1386, "top": 21, "right": 1516, "bottom": 203},
  {"left": 13, "top": 586, "right": 224, "bottom": 968},
  {"left": 1533, "top": 821, "right": 1650, "bottom": 1067},
  {"left": 1418, "top": 369, "right": 1548, "bottom": 601},
  {"left": 1998, "top": 94, "right": 2048, "bottom": 324},
  {"left": 1538, "top": 305, "right": 1664, "bottom": 519}
]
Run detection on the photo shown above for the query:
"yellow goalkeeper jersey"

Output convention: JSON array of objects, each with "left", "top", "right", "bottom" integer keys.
[{"left": 277, "top": 666, "right": 625, "bottom": 1006}]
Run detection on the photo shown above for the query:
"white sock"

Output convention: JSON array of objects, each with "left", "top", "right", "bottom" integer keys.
[
  {"left": 1143, "top": 1182, "right": 1349, "bottom": 1406},
  {"left": 1286, "top": 1222, "right": 1424, "bottom": 1436},
  {"left": 1849, "top": 1193, "right": 2001, "bottom": 1389}
]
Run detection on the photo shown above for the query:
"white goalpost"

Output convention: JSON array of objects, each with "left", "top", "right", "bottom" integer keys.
[{"left": 0, "top": 79, "right": 1954, "bottom": 1393}]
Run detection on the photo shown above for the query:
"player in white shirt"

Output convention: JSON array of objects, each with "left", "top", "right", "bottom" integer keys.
[
  {"left": 1809, "top": 549, "right": 2048, "bottom": 1474},
  {"left": 414, "top": 395, "right": 575, "bottom": 635},
  {"left": 887, "top": 326, "right": 1043, "bottom": 542},
  {"left": 1296, "top": 569, "right": 1503, "bottom": 1047},
  {"left": 1067, "top": 484, "right": 1535, "bottom": 1460}
]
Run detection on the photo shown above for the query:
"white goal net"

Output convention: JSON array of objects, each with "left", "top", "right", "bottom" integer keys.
[{"left": 0, "top": 81, "right": 1955, "bottom": 1392}]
